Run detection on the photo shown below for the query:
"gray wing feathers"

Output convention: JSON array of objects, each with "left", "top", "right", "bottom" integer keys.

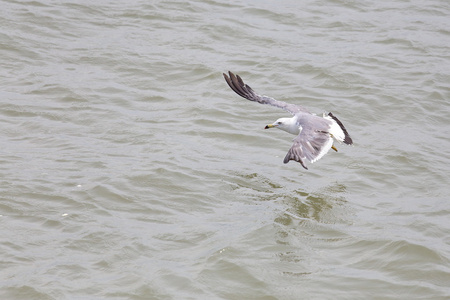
[
  {"left": 283, "top": 128, "right": 332, "bottom": 169},
  {"left": 223, "top": 71, "right": 308, "bottom": 115}
]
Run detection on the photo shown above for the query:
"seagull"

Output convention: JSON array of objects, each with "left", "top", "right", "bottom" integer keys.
[{"left": 223, "top": 71, "right": 353, "bottom": 170}]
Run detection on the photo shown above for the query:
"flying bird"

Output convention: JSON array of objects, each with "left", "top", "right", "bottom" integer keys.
[{"left": 223, "top": 71, "right": 353, "bottom": 170}]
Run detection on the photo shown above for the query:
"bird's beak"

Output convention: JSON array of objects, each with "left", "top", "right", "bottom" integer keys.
[{"left": 265, "top": 124, "right": 275, "bottom": 129}]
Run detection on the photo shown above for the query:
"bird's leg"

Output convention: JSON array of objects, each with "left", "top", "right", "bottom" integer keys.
[{"left": 331, "top": 145, "right": 338, "bottom": 152}]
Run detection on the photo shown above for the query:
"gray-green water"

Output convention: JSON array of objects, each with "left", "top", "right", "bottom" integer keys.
[{"left": 1, "top": 0, "right": 449, "bottom": 299}]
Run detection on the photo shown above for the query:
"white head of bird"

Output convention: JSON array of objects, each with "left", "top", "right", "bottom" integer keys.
[{"left": 265, "top": 117, "right": 300, "bottom": 135}]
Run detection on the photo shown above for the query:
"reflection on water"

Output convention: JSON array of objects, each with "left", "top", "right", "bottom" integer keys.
[
  {"left": 229, "top": 171, "right": 352, "bottom": 227},
  {"left": 279, "top": 183, "right": 349, "bottom": 224}
]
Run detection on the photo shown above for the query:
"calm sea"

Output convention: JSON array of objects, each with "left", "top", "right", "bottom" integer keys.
[{"left": 1, "top": 0, "right": 449, "bottom": 299}]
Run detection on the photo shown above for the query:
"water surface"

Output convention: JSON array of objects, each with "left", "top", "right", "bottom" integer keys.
[{"left": 1, "top": 0, "right": 449, "bottom": 299}]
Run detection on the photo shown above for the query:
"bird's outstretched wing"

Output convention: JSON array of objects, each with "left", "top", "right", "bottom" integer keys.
[
  {"left": 223, "top": 71, "right": 309, "bottom": 115},
  {"left": 283, "top": 126, "right": 334, "bottom": 169}
]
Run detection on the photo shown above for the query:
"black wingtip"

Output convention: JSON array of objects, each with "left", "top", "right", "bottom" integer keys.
[
  {"left": 328, "top": 112, "right": 353, "bottom": 145},
  {"left": 223, "top": 71, "right": 257, "bottom": 101}
]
